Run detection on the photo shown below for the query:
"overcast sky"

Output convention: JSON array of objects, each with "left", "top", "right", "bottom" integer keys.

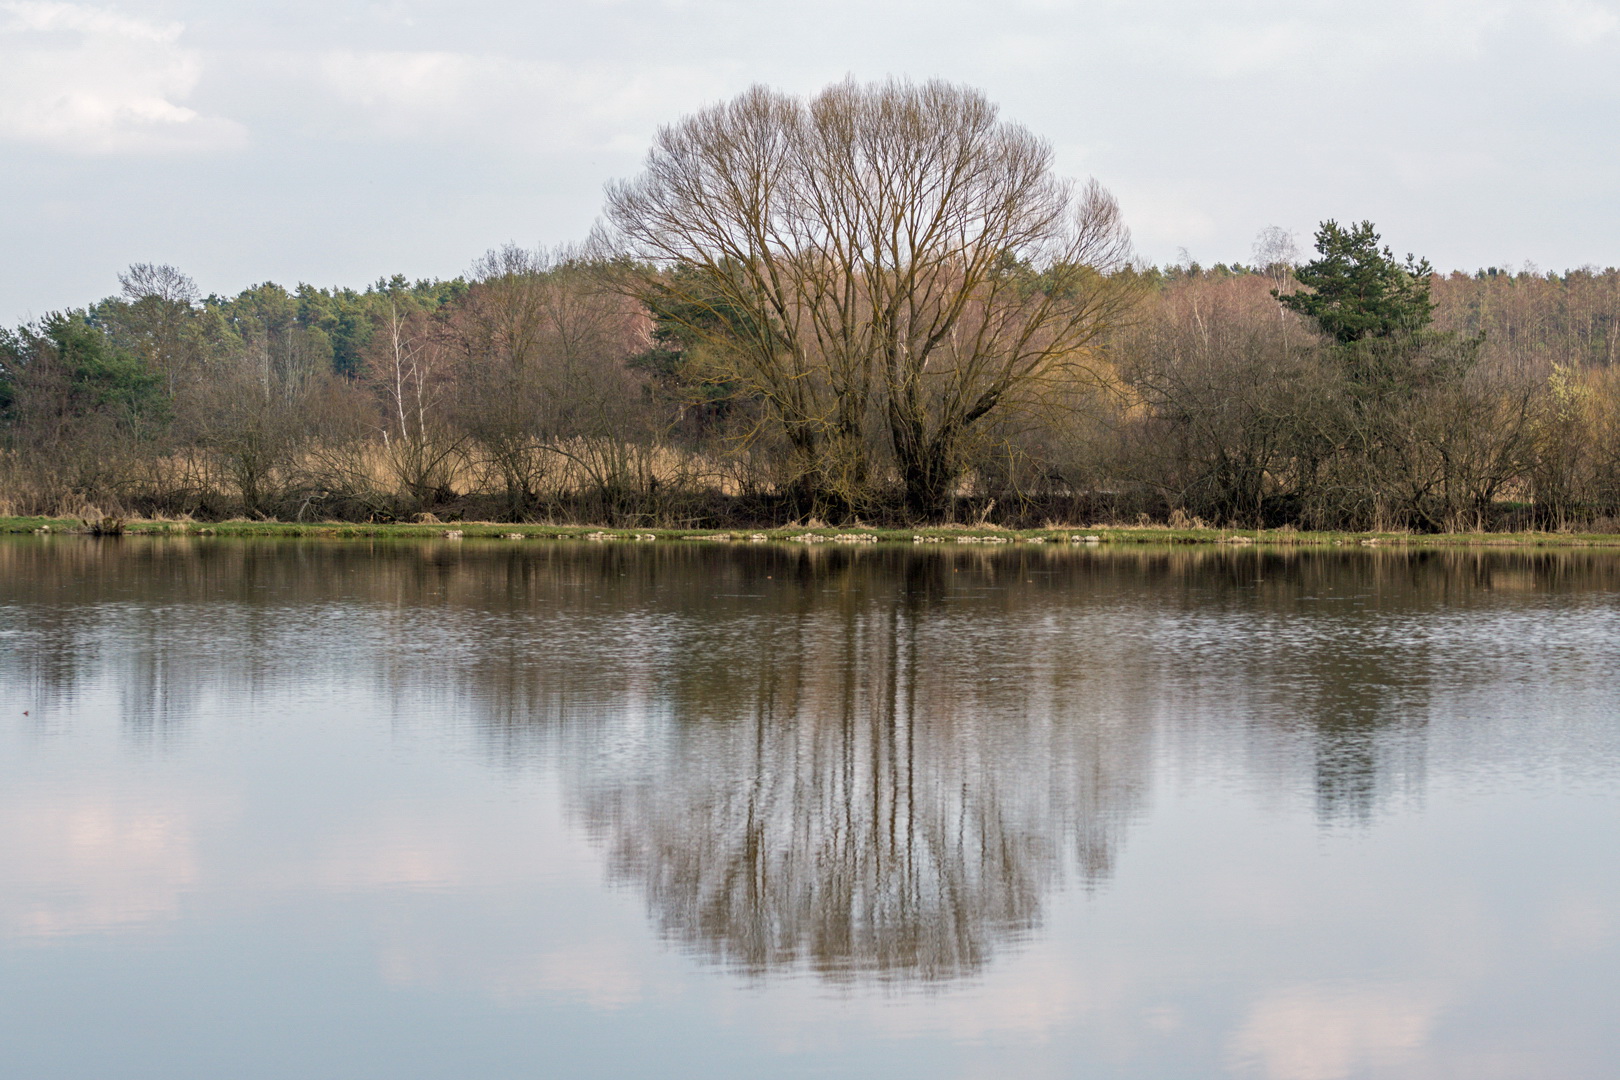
[{"left": 3, "top": 0, "right": 1618, "bottom": 322}]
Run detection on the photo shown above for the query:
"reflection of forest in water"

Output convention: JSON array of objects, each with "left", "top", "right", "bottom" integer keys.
[{"left": 5, "top": 537, "right": 1619, "bottom": 979}]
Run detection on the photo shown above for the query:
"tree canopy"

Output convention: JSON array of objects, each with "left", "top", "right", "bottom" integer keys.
[
  {"left": 1278, "top": 220, "right": 1435, "bottom": 344},
  {"left": 602, "top": 78, "right": 1137, "bottom": 517}
]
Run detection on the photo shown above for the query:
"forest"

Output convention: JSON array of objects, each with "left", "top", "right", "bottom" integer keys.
[{"left": 5, "top": 83, "right": 1620, "bottom": 532}]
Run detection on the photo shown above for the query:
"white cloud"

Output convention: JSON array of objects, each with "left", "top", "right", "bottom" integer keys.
[
  {"left": 1227, "top": 983, "right": 1445, "bottom": 1080},
  {"left": 0, "top": 1, "right": 244, "bottom": 152},
  {"left": 0, "top": 794, "right": 201, "bottom": 940},
  {"left": 1085, "top": 0, "right": 1618, "bottom": 81},
  {"left": 310, "top": 48, "right": 729, "bottom": 152},
  {"left": 5, "top": 0, "right": 175, "bottom": 40},
  {"left": 5, "top": 0, "right": 1620, "bottom": 320},
  {"left": 1540, "top": 0, "right": 1620, "bottom": 43}
]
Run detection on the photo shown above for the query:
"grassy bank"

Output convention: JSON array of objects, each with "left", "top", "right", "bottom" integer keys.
[{"left": 6, "top": 516, "right": 1620, "bottom": 548}]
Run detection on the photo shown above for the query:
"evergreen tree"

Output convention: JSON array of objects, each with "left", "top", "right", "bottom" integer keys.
[{"left": 1278, "top": 220, "right": 1435, "bottom": 344}]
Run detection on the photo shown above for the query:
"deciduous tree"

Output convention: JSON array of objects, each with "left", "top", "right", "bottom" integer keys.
[{"left": 602, "top": 79, "right": 1137, "bottom": 518}]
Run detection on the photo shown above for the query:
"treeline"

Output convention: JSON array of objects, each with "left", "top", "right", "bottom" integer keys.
[
  {"left": 8, "top": 75, "right": 1620, "bottom": 532},
  {"left": 3, "top": 246, "right": 1620, "bottom": 530},
  {"left": 1105, "top": 246, "right": 1620, "bottom": 531},
  {"left": 0, "top": 251, "right": 664, "bottom": 524}
]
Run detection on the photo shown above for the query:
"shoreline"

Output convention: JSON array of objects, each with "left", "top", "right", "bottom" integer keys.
[{"left": 6, "top": 516, "right": 1620, "bottom": 548}]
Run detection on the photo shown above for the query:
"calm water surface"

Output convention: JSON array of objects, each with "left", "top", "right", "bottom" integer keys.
[{"left": 2, "top": 537, "right": 1618, "bottom": 1079}]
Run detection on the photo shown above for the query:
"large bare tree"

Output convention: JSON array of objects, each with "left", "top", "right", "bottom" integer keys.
[{"left": 601, "top": 79, "right": 1136, "bottom": 518}]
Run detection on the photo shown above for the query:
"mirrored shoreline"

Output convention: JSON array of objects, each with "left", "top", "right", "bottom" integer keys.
[{"left": 3, "top": 537, "right": 1618, "bottom": 1079}]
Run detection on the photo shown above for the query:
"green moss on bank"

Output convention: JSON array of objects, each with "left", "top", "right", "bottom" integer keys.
[{"left": 6, "top": 516, "right": 1620, "bottom": 548}]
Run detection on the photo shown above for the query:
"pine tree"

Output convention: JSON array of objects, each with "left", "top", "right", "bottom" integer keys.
[{"left": 1277, "top": 220, "right": 1435, "bottom": 344}]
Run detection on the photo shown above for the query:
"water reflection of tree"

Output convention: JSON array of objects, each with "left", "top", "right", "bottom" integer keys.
[
  {"left": 5, "top": 538, "right": 1615, "bottom": 973},
  {"left": 559, "top": 552, "right": 1154, "bottom": 983},
  {"left": 1252, "top": 553, "right": 1440, "bottom": 826},
  {"left": 1283, "top": 548, "right": 1559, "bottom": 823},
  {"left": 1299, "top": 661, "right": 1428, "bottom": 826}
]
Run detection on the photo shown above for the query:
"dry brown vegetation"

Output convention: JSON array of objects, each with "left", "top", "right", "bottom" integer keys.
[{"left": 6, "top": 258, "right": 1620, "bottom": 531}]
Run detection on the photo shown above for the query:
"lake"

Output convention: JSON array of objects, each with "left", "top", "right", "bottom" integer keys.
[{"left": 2, "top": 537, "right": 1617, "bottom": 1079}]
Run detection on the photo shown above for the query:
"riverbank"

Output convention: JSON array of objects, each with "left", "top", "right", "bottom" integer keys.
[{"left": 6, "top": 516, "right": 1620, "bottom": 547}]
